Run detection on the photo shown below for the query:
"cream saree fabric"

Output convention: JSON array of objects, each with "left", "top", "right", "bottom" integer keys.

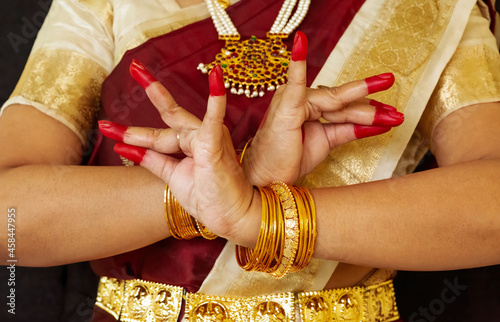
[
  {"left": 199, "top": 0, "right": 500, "bottom": 298},
  {"left": 2, "top": 0, "right": 500, "bottom": 301}
]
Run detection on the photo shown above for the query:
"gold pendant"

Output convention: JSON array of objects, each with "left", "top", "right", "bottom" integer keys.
[{"left": 198, "top": 35, "right": 290, "bottom": 98}]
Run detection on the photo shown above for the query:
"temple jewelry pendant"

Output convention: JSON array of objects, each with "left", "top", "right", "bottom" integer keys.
[{"left": 198, "top": 35, "right": 290, "bottom": 98}]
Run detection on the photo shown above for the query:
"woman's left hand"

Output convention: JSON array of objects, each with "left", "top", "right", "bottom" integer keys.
[
  {"left": 99, "top": 62, "right": 259, "bottom": 242},
  {"left": 242, "top": 31, "right": 403, "bottom": 186}
]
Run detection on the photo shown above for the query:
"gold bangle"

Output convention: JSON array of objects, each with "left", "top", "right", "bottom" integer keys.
[
  {"left": 269, "top": 181, "right": 299, "bottom": 279},
  {"left": 239, "top": 137, "right": 253, "bottom": 164},
  {"left": 234, "top": 183, "right": 316, "bottom": 278},
  {"left": 164, "top": 185, "right": 204, "bottom": 240},
  {"left": 195, "top": 219, "right": 218, "bottom": 240}
]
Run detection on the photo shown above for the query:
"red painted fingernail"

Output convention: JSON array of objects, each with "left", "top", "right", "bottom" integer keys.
[
  {"left": 209, "top": 64, "right": 226, "bottom": 97},
  {"left": 365, "top": 73, "right": 394, "bottom": 94},
  {"left": 130, "top": 59, "right": 157, "bottom": 89},
  {"left": 291, "top": 31, "right": 308, "bottom": 62},
  {"left": 98, "top": 120, "right": 128, "bottom": 142},
  {"left": 354, "top": 125, "right": 391, "bottom": 139},
  {"left": 113, "top": 143, "right": 147, "bottom": 164},
  {"left": 373, "top": 107, "right": 404, "bottom": 126},
  {"left": 369, "top": 100, "right": 396, "bottom": 111}
]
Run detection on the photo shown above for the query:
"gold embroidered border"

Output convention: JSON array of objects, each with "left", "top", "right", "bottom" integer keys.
[
  {"left": 299, "top": 0, "right": 459, "bottom": 189},
  {"left": 419, "top": 44, "right": 500, "bottom": 140},
  {"left": 10, "top": 48, "right": 108, "bottom": 143}
]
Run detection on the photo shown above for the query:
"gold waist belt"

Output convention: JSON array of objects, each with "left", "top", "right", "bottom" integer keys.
[{"left": 95, "top": 276, "right": 400, "bottom": 321}]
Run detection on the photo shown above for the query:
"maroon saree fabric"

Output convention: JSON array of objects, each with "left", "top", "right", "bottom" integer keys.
[{"left": 90, "top": 0, "right": 364, "bottom": 319}]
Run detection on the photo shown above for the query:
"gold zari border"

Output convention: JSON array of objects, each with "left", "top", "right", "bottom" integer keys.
[
  {"left": 10, "top": 48, "right": 108, "bottom": 143},
  {"left": 95, "top": 277, "right": 399, "bottom": 321},
  {"left": 299, "top": 0, "right": 459, "bottom": 189},
  {"left": 419, "top": 44, "right": 500, "bottom": 140}
]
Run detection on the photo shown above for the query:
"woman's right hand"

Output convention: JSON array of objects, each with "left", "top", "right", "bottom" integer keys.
[{"left": 99, "top": 62, "right": 260, "bottom": 244}]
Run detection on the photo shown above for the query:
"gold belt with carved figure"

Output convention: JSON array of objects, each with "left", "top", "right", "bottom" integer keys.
[{"left": 95, "top": 276, "right": 400, "bottom": 321}]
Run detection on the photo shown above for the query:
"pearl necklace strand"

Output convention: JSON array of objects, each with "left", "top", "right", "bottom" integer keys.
[
  {"left": 205, "top": 0, "right": 310, "bottom": 39},
  {"left": 199, "top": 0, "right": 311, "bottom": 98}
]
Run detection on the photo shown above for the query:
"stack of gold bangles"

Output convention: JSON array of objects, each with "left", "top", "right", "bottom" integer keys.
[{"left": 164, "top": 180, "right": 317, "bottom": 279}]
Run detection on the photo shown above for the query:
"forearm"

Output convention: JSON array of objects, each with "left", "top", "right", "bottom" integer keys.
[
  {"left": 311, "top": 158, "right": 500, "bottom": 271},
  {"left": 0, "top": 165, "right": 168, "bottom": 266}
]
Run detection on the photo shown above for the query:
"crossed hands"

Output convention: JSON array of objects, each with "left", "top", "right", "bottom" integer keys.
[{"left": 98, "top": 32, "right": 403, "bottom": 243}]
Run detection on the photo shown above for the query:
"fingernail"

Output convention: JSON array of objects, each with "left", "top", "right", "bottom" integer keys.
[
  {"left": 354, "top": 125, "right": 391, "bottom": 139},
  {"left": 373, "top": 107, "right": 404, "bottom": 126},
  {"left": 291, "top": 31, "right": 308, "bottom": 62},
  {"left": 98, "top": 120, "right": 128, "bottom": 142},
  {"left": 369, "top": 100, "right": 396, "bottom": 111},
  {"left": 365, "top": 73, "right": 394, "bottom": 94},
  {"left": 130, "top": 59, "right": 157, "bottom": 89},
  {"left": 209, "top": 64, "right": 226, "bottom": 97},
  {"left": 113, "top": 143, "right": 147, "bottom": 164}
]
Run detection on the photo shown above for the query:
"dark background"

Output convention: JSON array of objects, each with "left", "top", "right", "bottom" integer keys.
[{"left": 1, "top": 0, "right": 499, "bottom": 321}]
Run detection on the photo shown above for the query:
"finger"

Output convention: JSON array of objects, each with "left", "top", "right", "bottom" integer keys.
[
  {"left": 282, "top": 31, "right": 308, "bottom": 107},
  {"left": 130, "top": 59, "right": 202, "bottom": 132},
  {"left": 99, "top": 120, "right": 181, "bottom": 153},
  {"left": 322, "top": 123, "right": 392, "bottom": 148},
  {"left": 200, "top": 65, "right": 227, "bottom": 154},
  {"left": 307, "top": 73, "right": 395, "bottom": 114},
  {"left": 113, "top": 142, "right": 180, "bottom": 183},
  {"left": 321, "top": 99, "right": 404, "bottom": 127}
]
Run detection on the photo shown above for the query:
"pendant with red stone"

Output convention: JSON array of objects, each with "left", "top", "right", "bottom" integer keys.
[{"left": 198, "top": 35, "right": 290, "bottom": 98}]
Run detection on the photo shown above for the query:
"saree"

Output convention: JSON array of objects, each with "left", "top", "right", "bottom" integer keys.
[{"left": 2, "top": 0, "right": 500, "bottom": 321}]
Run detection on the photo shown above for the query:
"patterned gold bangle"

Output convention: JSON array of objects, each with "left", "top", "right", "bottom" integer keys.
[
  {"left": 291, "top": 186, "right": 316, "bottom": 271},
  {"left": 269, "top": 181, "right": 299, "bottom": 279},
  {"left": 235, "top": 183, "right": 316, "bottom": 278}
]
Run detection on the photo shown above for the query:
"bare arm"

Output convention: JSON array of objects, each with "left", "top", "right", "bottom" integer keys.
[
  {"left": 310, "top": 102, "right": 500, "bottom": 270},
  {"left": 0, "top": 105, "right": 170, "bottom": 267}
]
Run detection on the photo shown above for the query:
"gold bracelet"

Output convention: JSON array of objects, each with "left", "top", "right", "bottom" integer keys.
[
  {"left": 164, "top": 185, "right": 217, "bottom": 240},
  {"left": 269, "top": 181, "right": 299, "bottom": 279},
  {"left": 195, "top": 219, "right": 218, "bottom": 240},
  {"left": 239, "top": 137, "right": 253, "bottom": 164},
  {"left": 235, "top": 183, "right": 317, "bottom": 278}
]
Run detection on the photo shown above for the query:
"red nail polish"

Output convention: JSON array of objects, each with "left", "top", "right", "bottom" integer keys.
[
  {"left": 354, "top": 125, "right": 391, "bottom": 139},
  {"left": 209, "top": 65, "right": 226, "bottom": 96},
  {"left": 130, "top": 59, "right": 157, "bottom": 89},
  {"left": 369, "top": 100, "right": 396, "bottom": 111},
  {"left": 98, "top": 120, "right": 128, "bottom": 142},
  {"left": 373, "top": 107, "right": 404, "bottom": 126},
  {"left": 113, "top": 143, "right": 147, "bottom": 164},
  {"left": 365, "top": 73, "right": 394, "bottom": 94},
  {"left": 291, "top": 31, "right": 308, "bottom": 62}
]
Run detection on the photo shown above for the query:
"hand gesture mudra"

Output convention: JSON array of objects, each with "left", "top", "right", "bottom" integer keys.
[{"left": 98, "top": 32, "right": 403, "bottom": 241}]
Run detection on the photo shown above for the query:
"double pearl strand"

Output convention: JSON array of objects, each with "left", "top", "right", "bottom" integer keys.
[{"left": 204, "top": 0, "right": 310, "bottom": 39}]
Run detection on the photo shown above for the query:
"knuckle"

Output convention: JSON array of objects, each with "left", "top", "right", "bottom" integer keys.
[
  {"left": 150, "top": 128, "right": 164, "bottom": 149},
  {"left": 327, "top": 87, "right": 349, "bottom": 109}
]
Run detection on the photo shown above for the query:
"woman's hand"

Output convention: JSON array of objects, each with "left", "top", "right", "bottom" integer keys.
[
  {"left": 99, "top": 62, "right": 259, "bottom": 242},
  {"left": 243, "top": 32, "right": 403, "bottom": 186}
]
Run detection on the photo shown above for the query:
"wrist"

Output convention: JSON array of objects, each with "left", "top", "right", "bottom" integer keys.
[{"left": 225, "top": 186, "right": 261, "bottom": 248}]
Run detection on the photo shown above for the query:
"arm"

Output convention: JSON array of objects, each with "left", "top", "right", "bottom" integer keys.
[
  {"left": 309, "top": 101, "right": 500, "bottom": 271},
  {"left": 0, "top": 105, "right": 170, "bottom": 267},
  {"left": 115, "top": 82, "right": 500, "bottom": 272}
]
